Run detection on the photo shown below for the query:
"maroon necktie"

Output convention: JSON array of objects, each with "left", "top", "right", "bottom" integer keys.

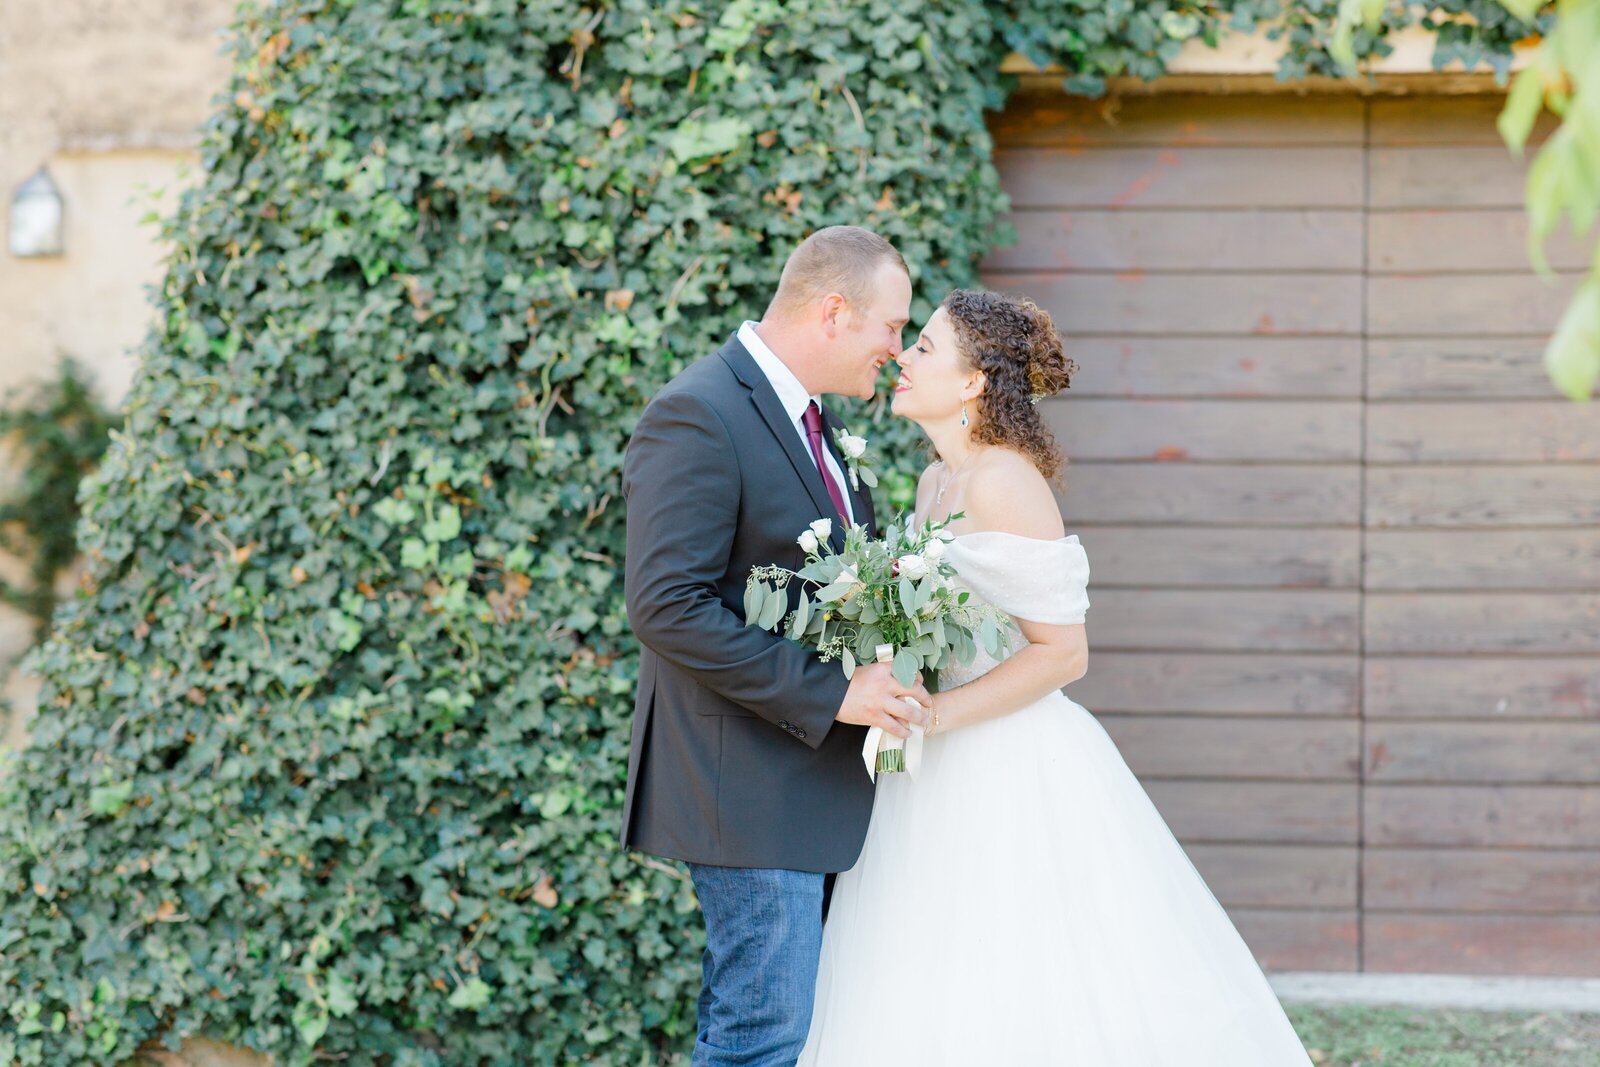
[{"left": 802, "top": 401, "right": 850, "bottom": 523}]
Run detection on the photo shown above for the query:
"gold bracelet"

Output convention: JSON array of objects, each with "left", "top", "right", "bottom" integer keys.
[{"left": 930, "top": 697, "right": 941, "bottom": 736}]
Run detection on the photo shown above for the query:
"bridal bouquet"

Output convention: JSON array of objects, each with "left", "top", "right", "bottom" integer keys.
[{"left": 745, "top": 514, "right": 1013, "bottom": 777}]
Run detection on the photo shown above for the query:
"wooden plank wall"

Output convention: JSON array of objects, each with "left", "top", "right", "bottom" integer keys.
[
  {"left": 1361, "top": 96, "right": 1600, "bottom": 976},
  {"left": 983, "top": 92, "right": 1599, "bottom": 975}
]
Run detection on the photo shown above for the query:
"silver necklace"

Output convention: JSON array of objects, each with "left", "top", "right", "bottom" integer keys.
[{"left": 934, "top": 450, "right": 975, "bottom": 509}]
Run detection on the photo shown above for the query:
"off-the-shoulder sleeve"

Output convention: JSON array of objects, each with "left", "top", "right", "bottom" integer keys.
[{"left": 942, "top": 532, "right": 1090, "bottom": 625}]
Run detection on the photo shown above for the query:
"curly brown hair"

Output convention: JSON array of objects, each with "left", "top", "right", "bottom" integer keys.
[{"left": 941, "top": 288, "right": 1077, "bottom": 480}]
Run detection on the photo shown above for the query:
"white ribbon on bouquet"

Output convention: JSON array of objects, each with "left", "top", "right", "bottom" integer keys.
[{"left": 861, "top": 644, "right": 925, "bottom": 782}]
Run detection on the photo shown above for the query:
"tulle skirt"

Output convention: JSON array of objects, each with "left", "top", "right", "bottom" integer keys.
[{"left": 799, "top": 690, "right": 1313, "bottom": 1066}]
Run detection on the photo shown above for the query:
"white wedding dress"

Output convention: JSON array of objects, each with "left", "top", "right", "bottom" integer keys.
[{"left": 798, "top": 529, "right": 1312, "bottom": 1066}]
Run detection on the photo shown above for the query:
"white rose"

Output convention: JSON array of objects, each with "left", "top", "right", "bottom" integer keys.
[
  {"left": 923, "top": 538, "right": 946, "bottom": 560},
  {"left": 809, "top": 518, "right": 833, "bottom": 541},
  {"left": 798, "top": 530, "right": 819, "bottom": 554},
  {"left": 896, "top": 553, "right": 929, "bottom": 579},
  {"left": 839, "top": 433, "right": 867, "bottom": 459}
]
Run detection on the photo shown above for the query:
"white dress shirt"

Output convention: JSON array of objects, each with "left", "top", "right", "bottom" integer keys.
[{"left": 738, "top": 320, "right": 855, "bottom": 524}]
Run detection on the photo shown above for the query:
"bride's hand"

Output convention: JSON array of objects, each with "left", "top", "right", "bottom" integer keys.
[{"left": 836, "top": 662, "right": 931, "bottom": 738}]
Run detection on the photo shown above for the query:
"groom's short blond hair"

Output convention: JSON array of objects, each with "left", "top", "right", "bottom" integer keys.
[{"left": 767, "top": 226, "right": 907, "bottom": 317}]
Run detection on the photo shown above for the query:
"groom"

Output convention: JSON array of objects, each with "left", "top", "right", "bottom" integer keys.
[{"left": 622, "top": 226, "right": 931, "bottom": 1066}]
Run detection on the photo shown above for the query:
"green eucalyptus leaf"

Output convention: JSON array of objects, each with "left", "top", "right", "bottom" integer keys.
[
  {"left": 980, "top": 614, "right": 1002, "bottom": 657},
  {"left": 891, "top": 646, "right": 921, "bottom": 688},
  {"left": 758, "top": 585, "right": 787, "bottom": 630}
]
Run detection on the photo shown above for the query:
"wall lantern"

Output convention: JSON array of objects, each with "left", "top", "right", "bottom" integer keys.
[{"left": 9, "top": 167, "right": 64, "bottom": 258}]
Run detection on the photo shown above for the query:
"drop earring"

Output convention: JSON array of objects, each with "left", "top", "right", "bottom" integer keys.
[{"left": 959, "top": 398, "right": 969, "bottom": 428}]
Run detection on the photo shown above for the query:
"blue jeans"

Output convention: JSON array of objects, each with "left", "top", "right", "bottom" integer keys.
[{"left": 686, "top": 863, "right": 824, "bottom": 1067}]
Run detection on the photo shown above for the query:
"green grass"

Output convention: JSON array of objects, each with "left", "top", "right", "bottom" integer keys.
[{"left": 1286, "top": 1005, "right": 1600, "bottom": 1066}]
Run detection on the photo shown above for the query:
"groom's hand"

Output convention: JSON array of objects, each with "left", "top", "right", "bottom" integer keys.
[{"left": 836, "top": 663, "right": 932, "bottom": 738}]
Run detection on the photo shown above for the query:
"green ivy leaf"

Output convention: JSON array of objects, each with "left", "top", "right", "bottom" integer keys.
[
  {"left": 292, "top": 999, "right": 329, "bottom": 1047},
  {"left": 448, "top": 978, "right": 493, "bottom": 1011},
  {"left": 669, "top": 117, "right": 752, "bottom": 163},
  {"left": 400, "top": 537, "right": 437, "bottom": 568},
  {"left": 372, "top": 496, "right": 417, "bottom": 525},
  {"left": 1159, "top": 11, "right": 1201, "bottom": 39},
  {"left": 326, "top": 973, "right": 359, "bottom": 1017},
  {"left": 423, "top": 503, "right": 462, "bottom": 543},
  {"left": 89, "top": 781, "right": 134, "bottom": 817},
  {"left": 540, "top": 791, "right": 573, "bottom": 819}
]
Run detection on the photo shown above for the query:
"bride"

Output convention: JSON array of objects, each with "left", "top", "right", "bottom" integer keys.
[{"left": 797, "top": 290, "right": 1313, "bottom": 1065}]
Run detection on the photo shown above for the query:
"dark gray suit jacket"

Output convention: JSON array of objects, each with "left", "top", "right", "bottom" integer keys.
[{"left": 621, "top": 332, "right": 879, "bottom": 872}]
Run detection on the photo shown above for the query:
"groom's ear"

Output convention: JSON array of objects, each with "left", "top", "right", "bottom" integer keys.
[{"left": 819, "top": 292, "right": 848, "bottom": 335}]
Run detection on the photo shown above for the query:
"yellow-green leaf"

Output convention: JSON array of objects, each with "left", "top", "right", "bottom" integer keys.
[
  {"left": 1544, "top": 278, "right": 1600, "bottom": 400},
  {"left": 1499, "top": 67, "right": 1545, "bottom": 158}
]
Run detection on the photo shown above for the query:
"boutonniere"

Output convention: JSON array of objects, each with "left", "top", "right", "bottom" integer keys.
[{"left": 832, "top": 427, "right": 877, "bottom": 491}]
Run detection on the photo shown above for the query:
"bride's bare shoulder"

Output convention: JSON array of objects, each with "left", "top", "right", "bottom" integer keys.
[{"left": 967, "top": 449, "right": 1064, "bottom": 540}]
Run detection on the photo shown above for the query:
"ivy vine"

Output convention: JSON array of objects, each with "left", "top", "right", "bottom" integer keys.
[{"left": 0, "top": 359, "right": 116, "bottom": 645}]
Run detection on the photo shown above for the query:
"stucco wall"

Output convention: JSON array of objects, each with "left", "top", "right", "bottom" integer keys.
[
  {"left": 0, "top": 151, "right": 196, "bottom": 400},
  {"left": 0, "top": 0, "right": 235, "bottom": 403}
]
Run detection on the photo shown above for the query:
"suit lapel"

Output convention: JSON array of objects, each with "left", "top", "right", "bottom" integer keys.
[{"left": 719, "top": 336, "right": 849, "bottom": 549}]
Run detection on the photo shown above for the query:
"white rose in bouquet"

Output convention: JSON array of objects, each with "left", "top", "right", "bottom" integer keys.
[
  {"left": 895, "top": 553, "right": 930, "bottom": 579},
  {"left": 809, "top": 518, "right": 833, "bottom": 540},
  {"left": 798, "top": 529, "right": 820, "bottom": 554}
]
